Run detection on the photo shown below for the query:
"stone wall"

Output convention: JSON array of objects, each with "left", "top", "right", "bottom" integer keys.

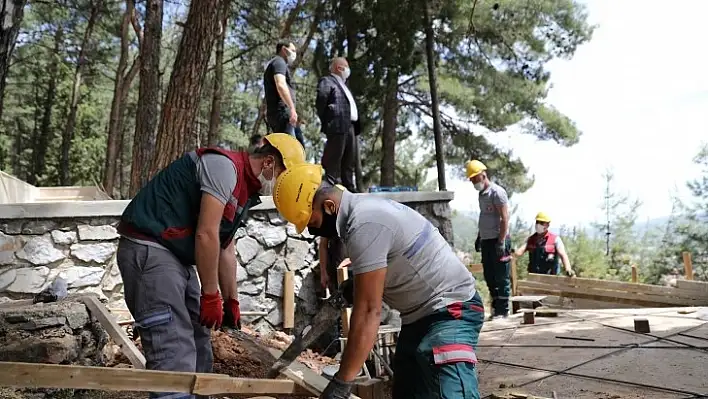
[{"left": 0, "top": 191, "right": 454, "bottom": 333}]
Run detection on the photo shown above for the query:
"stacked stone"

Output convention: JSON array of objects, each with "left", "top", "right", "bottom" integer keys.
[
  {"left": 236, "top": 211, "right": 319, "bottom": 333},
  {"left": 0, "top": 218, "right": 125, "bottom": 314}
]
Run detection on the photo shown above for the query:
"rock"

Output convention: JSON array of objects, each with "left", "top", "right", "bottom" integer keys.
[
  {"left": 5, "top": 267, "right": 50, "bottom": 294},
  {"left": 252, "top": 319, "right": 274, "bottom": 335},
  {"left": 238, "top": 294, "right": 277, "bottom": 313},
  {"left": 432, "top": 202, "right": 451, "bottom": 218},
  {"left": 266, "top": 268, "right": 284, "bottom": 297},
  {"left": 287, "top": 224, "right": 312, "bottom": 239},
  {"left": 240, "top": 277, "right": 265, "bottom": 295},
  {"left": 235, "top": 227, "right": 247, "bottom": 239},
  {"left": 266, "top": 306, "right": 283, "bottom": 326},
  {"left": 101, "top": 261, "right": 122, "bottom": 291},
  {"left": 0, "top": 231, "right": 21, "bottom": 265},
  {"left": 297, "top": 268, "right": 319, "bottom": 315},
  {"left": 293, "top": 274, "right": 303, "bottom": 296},
  {"left": 58, "top": 266, "right": 105, "bottom": 289},
  {"left": 0, "top": 268, "right": 17, "bottom": 291},
  {"left": 381, "top": 303, "right": 402, "bottom": 327},
  {"left": 77, "top": 225, "right": 119, "bottom": 241},
  {"left": 73, "top": 286, "right": 109, "bottom": 302},
  {"left": 50, "top": 230, "right": 77, "bottom": 245},
  {"left": 268, "top": 211, "right": 288, "bottom": 226},
  {"left": 246, "top": 249, "right": 276, "bottom": 276},
  {"left": 0, "top": 221, "right": 23, "bottom": 234},
  {"left": 251, "top": 212, "right": 268, "bottom": 221},
  {"left": 247, "top": 220, "right": 287, "bottom": 248},
  {"left": 235, "top": 236, "right": 260, "bottom": 264},
  {"left": 21, "top": 220, "right": 57, "bottom": 235},
  {"left": 16, "top": 235, "right": 66, "bottom": 265},
  {"left": 285, "top": 238, "right": 311, "bottom": 270},
  {"left": 236, "top": 263, "right": 248, "bottom": 282},
  {"left": 0, "top": 335, "right": 80, "bottom": 364},
  {"left": 70, "top": 243, "right": 116, "bottom": 263}
]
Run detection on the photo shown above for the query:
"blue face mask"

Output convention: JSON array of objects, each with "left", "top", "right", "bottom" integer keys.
[{"left": 308, "top": 205, "right": 338, "bottom": 238}]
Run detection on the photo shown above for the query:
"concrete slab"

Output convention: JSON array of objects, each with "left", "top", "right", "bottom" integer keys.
[
  {"left": 571, "top": 346, "right": 708, "bottom": 396},
  {"left": 477, "top": 363, "right": 553, "bottom": 395},
  {"left": 519, "top": 374, "right": 691, "bottom": 399}
]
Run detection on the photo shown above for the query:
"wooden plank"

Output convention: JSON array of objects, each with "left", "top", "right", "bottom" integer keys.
[
  {"left": 467, "top": 263, "right": 483, "bottom": 273},
  {"left": 81, "top": 295, "right": 146, "bottom": 369},
  {"left": 518, "top": 280, "right": 706, "bottom": 306},
  {"left": 631, "top": 265, "right": 638, "bottom": 283},
  {"left": 0, "top": 362, "right": 308, "bottom": 396},
  {"left": 516, "top": 282, "right": 694, "bottom": 308},
  {"left": 511, "top": 257, "right": 518, "bottom": 296},
  {"left": 355, "top": 378, "right": 386, "bottom": 399},
  {"left": 683, "top": 252, "right": 694, "bottom": 280},
  {"left": 677, "top": 280, "right": 708, "bottom": 293},
  {"left": 283, "top": 271, "right": 295, "bottom": 329},
  {"left": 337, "top": 266, "right": 352, "bottom": 337},
  {"left": 525, "top": 274, "right": 708, "bottom": 299}
]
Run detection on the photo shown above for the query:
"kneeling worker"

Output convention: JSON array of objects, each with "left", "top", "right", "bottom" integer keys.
[
  {"left": 514, "top": 212, "right": 575, "bottom": 277},
  {"left": 116, "top": 133, "right": 305, "bottom": 399},
  {"left": 274, "top": 163, "right": 484, "bottom": 399}
]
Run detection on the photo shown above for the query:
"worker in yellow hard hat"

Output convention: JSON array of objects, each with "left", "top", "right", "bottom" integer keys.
[
  {"left": 514, "top": 212, "right": 575, "bottom": 277},
  {"left": 115, "top": 133, "right": 305, "bottom": 392},
  {"left": 274, "top": 163, "right": 484, "bottom": 399},
  {"left": 465, "top": 159, "right": 512, "bottom": 320}
]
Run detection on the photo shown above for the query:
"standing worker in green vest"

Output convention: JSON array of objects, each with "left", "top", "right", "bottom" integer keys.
[
  {"left": 466, "top": 159, "right": 512, "bottom": 320},
  {"left": 116, "top": 133, "right": 305, "bottom": 399},
  {"left": 514, "top": 212, "right": 575, "bottom": 277}
]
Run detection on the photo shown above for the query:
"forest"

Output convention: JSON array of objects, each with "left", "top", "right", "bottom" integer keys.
[{"left": 0, "top": 0, "right": 705, "bottom": 282}]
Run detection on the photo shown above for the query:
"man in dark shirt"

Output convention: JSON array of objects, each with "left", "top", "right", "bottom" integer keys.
[{"left": 263, "top": 40, "right": 304, "bottom": 146}]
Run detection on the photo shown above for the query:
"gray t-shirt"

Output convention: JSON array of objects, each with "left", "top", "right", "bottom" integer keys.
[
  {"left": 337, "top": 191, "right": 477, "bottom": 325},
  {"left": 478, "top": 182, "right": 508, "bottom": 240},
  {"left": 123, "top": 152, "right": 237, "bottom": 250}
]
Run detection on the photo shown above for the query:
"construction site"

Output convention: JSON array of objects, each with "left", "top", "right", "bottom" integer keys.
[{"left": 0, "top": 186, "right": 706, "bottom": 399}]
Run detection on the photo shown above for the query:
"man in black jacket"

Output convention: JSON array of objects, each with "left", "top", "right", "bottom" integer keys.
[{"left": 316, "top": 57, "right": 361, "bottom": 193}]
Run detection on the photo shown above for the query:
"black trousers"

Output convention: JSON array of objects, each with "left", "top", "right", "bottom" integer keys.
[
  {"left": 321, "top": 125, "right": 356, "bottom": 192},
  {"left": 266, "top": 117, "right": 305, "bottom": 147}
]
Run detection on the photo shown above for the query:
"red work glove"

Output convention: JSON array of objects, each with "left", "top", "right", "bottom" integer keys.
[
  {"left": 199, "top": 291, "right": 223, "bottom": 329},
  {"left": 223, "top": 298, "right": 242, "bottom": 330}
]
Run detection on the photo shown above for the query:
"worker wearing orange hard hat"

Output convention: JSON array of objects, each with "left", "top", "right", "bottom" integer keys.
[
  {"left": 514, "top": 212, "right": 575, "bottom": 277},
  {"left": 466, "top": 159, "right": 512, "bottom": 320}
]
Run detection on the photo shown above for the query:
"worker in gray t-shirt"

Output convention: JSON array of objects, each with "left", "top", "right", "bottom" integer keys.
[
  {"left": 273, "top": 163, "right": 485, "bottom": 399},
  {"left": 466, "top": 159, "right": 511, "bottom": 319}
]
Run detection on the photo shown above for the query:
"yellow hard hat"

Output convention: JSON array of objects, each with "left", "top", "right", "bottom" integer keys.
[
  {"left": 465, "top": 160, "right": 487, "bottom": 178},
  {"left": 273, "top": 163, "right": 323, "bottom": 233},
  {"left": 535, "top": 212, "right": 551, "bottom": 223},
  {"left": 263, "top": 133, "right": 306, "bottom": 170}
]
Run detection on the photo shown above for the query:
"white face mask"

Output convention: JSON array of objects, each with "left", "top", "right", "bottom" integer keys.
[
  {"left": 258, "top": 170, "right": 275, "bottom": 196},
  {"left": 341, "top": 67, "right": 351, "bottom": 80},
  {"left": 535, "top": 223, "right": 547, "bottom": 234},
  {"left": 473, "top": 181, "right": 485, "bottom": 191},
  {"left": 285, "top": 49, "right": 296, "bottom": 65}
]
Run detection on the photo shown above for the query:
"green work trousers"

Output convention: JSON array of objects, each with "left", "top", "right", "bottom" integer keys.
[
  {"left": 481, "top": 237, "right": 511, "bottom": 316},
  {"left": 392, "top": 292, "right": 485, "bottom": 399}
]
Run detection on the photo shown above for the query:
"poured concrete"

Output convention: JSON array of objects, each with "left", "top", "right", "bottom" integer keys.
[{"left": 477, "top": 307, "right": 708, "bottom": 399}]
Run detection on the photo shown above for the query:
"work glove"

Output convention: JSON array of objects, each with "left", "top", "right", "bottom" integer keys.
[
  {"left": 495, "top": 241, "right": 507, "bottom": 258},
  {"left": 320, "top": 374, "right": 353, "bottom": 399},
  {"left": 565, "top": 269, "right": 576, "bottom": 278},
  {"left": 199, "top": 291, "right": 224, "bottom": 329},
  {"left": 474, "top": 236, "right": 481, "bottom": 253},
  {"left": 223, "top": 298, "right": 242, "bottom": 330}
]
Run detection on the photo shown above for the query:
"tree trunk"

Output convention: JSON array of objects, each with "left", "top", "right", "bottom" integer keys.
[
  {"left": 129, "top": 0, "right": 162, "bottom": 197},
  {"left": 380, "top": 69, "right": 399, "bottom": 186},
  {"left": 103, "top": 0, "right": 138, "bottom": 197},
  {"left": 148, "top": 0, "right": 224, "bottom": 177},
  {"left": 29, "top": 26, "right": 63, "bottom": 186},
  {"left": 0, "top": 0, "right": 27, "bottom": 122},
  {"left": 59, "top": 1, "right": 101, "bottom": 185},
  {"left": 207, "top": 4, "right": 229, "bottom": 147},
  {"left": 423, "top": 2, "right": 446, "bottom": 191}
]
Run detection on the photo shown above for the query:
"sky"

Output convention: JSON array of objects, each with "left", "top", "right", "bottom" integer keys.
[{"left": 440, "top": 0, "right": 708, "bottom": 229}]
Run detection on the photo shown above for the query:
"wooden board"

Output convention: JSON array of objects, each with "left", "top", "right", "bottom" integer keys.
[
  {"left": 283, "top": 271, "right": 295, "bottom": 329},
  {"left": 81, "top": 295, "right": 146, "bottom": 368},
  {"left": 337, "top": 266, "right": 352, "bottom": 337},
  {"left": 467, "top": 263, "right": 483, "bottom": 273},
  {"left": 517, "top": 282, "right": 693, "bottom": 308},
  {"left": 0, "top": 362, "right": 309, "bottom": 396}
]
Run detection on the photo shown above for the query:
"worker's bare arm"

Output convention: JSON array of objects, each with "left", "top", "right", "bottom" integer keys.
[
  {"left": 274, "top": 74, "right": 295, "bottom": 111},
  {"left": 514, "top": 242, "right": 527, "bottom": 258},
  {"left": 337, "top": 267, "right": 386, "bottom": 381},
  {"left": 219, "top": 239, "right": 238, "bottom": 299},
  {"left": 556, "top": 239, "right": 573, "bottom": 273},
  {"left": 195, "top": 192, "right": 224, "bottom": 293}
]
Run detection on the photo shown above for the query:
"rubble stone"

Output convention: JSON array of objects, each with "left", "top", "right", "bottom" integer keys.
[
  {"left": 240, "top": 277, "right": 265, "bottom": 295},
  {"left": 5, "top": 267, "right": 50, "bottom": 294},
  {"left": 266, "top": 268, "right": 284, "bottom": 297},
  {"left": 50, "top": 230, "right": 77, "bottom": 245},
  {"left": 77, "top": 225, "right": 119, "bottom": 241},
  {"left": 59, "top": 266, "right": 105, "bottom": 289},
  {"left": 246, "top": 249, "right": 276, "bottom": 276},
  {"left": 21, "top": 220, "right": 57, "bottom": 235},
  {"left": 16, "top": 235, "right": 66, "bottom": 265},
  {"left": 235, "top": 236, "right": 259, "bottom": 263},
  {"left": 70, "top": 242, "right": 116, "bottom": 263},
  {"left": 285, "top": 238, "right": 310, "bottom": 270},
  {"left": 0, "top": 231, "right": 21, "bottom": 265}
]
